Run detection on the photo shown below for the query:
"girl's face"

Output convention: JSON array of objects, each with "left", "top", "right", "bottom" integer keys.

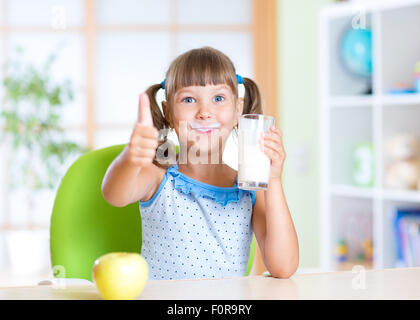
[{"left": 162, "top": 83, "right": 243, "bottom": 161}]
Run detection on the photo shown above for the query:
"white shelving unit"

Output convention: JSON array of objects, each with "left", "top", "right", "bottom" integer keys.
[{"left": 319, "top": 0, "right": 420, "bottom": 271}]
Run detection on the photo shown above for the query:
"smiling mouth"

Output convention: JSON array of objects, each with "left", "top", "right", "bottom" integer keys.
[
  {"left": 190, "top": 122, "right": 220, "bottom": 134},
  {"left": 193, "top": 128, "right": 215, "bottom": 134}
]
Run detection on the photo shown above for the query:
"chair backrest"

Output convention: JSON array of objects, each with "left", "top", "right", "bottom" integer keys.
[{"left": 50, "top": 144, "right": 255, "bottom": 281}]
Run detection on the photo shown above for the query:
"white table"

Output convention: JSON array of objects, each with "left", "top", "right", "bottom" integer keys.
[{"left": 0, "top": 267, "right": 419, "bottom": 300}]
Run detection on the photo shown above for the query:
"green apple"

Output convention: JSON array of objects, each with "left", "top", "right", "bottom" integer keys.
[{"left": 92, "top": 252, "right": 148, "bottom": 300}]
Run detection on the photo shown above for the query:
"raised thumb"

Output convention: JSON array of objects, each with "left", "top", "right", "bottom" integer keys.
[{"left": 137, "top": 92, "right": 153, "bottom": 126}]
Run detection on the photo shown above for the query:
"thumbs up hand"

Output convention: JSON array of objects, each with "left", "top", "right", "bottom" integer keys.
[{"left": 127, "top": 93, "right": 159, "bottom": 168}]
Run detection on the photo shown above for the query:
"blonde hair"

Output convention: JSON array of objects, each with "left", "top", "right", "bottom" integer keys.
[{"left": 145, "top": 46, "right": 264, "bottom": 168}]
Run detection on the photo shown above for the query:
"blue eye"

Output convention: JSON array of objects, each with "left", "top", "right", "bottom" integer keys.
[
  {"left": 182, "top": 97, "right": 195, "bottom": 103},
  {"left": 213, "top": 95, "right": 225, "bottom": 103}
]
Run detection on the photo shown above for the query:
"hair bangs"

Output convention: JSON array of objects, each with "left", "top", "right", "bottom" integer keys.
[{"left": 165, "top": 47, "right": 238, "bottom": 100}]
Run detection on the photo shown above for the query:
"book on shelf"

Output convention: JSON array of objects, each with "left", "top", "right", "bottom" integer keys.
[{"left": 394, "top": 208, "right": 420, "bottom": 267}]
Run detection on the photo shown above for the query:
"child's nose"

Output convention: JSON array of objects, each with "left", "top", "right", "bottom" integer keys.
[{"left": 196, "top": 105, "right": 213, "bottom": 119}]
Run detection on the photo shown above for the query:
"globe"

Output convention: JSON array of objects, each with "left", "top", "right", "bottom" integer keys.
[{"left": 340, "top": 28, "right": 372, "bottom": 78}]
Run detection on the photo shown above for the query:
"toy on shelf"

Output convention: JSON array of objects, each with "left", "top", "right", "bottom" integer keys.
[
  {"left": 362, "top": 238, "right": 374, "bottom": 262},
  {"left": 339, "top": 27, "right": 372, "bottom": 94},
  {"left": 387, "top": 83, "right": 416, "bottom": 94},
  {"left": 335, "top": 208, "right": 373, "bottom": 270},
  {"left": 384, "top": 133, "right": 420, "bottom": 190},
  {"left": 335, "top": 239, "right": 348, "bottom": 263},
  {"left": 388, "top": 61, "right": 420, "bottom": 94},
  {"left": 352, "top": 141, "right": 374, "bottom": 188}
]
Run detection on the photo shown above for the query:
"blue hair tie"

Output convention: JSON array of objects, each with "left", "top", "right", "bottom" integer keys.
[
  {"left": 160, "top": 74, "right": 243, "bottom": 89},
  {"left": 236, "top": 74, "right": 244, "bottom": 84}
]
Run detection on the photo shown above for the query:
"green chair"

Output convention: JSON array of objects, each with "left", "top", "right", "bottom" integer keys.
[{"left": 50, "top": 144, "right": 255, "bottom": 281}]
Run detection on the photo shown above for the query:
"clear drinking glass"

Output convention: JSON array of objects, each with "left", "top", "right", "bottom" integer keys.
[{"left": 238, "top": 114, "right": 275, "bottom": 190}]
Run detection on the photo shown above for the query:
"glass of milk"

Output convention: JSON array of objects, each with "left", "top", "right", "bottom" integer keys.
[{"left": 238, "top": 114, "right": 275, "bottom": 190}]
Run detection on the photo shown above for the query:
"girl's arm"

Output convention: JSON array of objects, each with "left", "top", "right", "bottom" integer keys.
[
  {"left": 252, "top": 181, "right": 299, "bottom": 278},
  {"left": 102, "top": 144, "right": 158, "bottom": 207},
  {"left": 251, "top": 126, "right": 299, "bottom": 278},
  {"left": 102, "top": 93, "right": 159, "bottom": 207}
]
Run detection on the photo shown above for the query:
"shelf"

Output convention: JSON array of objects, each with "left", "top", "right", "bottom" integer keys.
[
  {"left": 328, "top": 95, "right": 373, "bottom": 108},
  {"left": 329, "top": 184, "right": 420, "bottom": 203},
  {"left": 381, "top": 188, "right": 420, "bottom": 202},
  {"left": 330, "top": 184, "right": 375, "bottom": 199},
  {"left": 320, "top": 0, "right": 420, "bottom": 272},
  {"left": 382, "top": 93, "right": 420, "bottom": 106},
  {"left": 327, "top": 94, "right": 420, "bottom": 107}
]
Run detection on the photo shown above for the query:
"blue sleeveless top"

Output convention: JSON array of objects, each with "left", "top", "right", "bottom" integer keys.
[{"left": 139, "top": 163, "right": 256, "bottom": 280}]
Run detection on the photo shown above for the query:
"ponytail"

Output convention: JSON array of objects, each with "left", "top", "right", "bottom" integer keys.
[
  {"left": 145, "top": 83, "right": 175, "bottom": 168},
  {"left": 233, "top": 77, "right": 264, "bottom": 140},
  {"left": 242, "top": 77, "right": 264, "bottom": 115},
  {"left": 145, "top": 83, "right": 170, "bottom": 131}
]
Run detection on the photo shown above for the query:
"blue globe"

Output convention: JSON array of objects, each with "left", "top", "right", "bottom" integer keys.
[{"left": 340, "top": 28, "right": 372, "bottom": 78}]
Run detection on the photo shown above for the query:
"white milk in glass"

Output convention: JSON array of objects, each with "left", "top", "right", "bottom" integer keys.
[{"left": 238, "top": 114, "right": 275, "bottom": 190}]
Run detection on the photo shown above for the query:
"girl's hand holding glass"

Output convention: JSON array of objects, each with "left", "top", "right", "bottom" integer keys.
[{"left": 259, "top": 125, "right": 286, "bottom": 181}]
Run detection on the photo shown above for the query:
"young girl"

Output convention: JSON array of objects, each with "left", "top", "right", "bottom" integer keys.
[{"left": 102, "top": 46, "right": 299, "bottom": 280}]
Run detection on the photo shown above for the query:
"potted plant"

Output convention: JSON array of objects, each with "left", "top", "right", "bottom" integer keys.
[{"left": 0, "top": 47, "right": 90, "bottom": 276}]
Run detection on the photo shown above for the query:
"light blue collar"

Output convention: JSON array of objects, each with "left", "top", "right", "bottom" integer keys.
[{"left": 167, "top": 164, "right": 253, "bottom": 207}]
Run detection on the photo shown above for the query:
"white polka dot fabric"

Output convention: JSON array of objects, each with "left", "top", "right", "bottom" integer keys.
[{"left": 139, "top": 164, "right": 256, "bottom": 280}]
